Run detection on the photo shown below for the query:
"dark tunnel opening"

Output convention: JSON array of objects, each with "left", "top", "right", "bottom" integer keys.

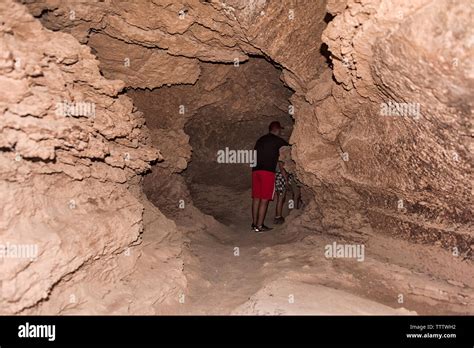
[{"left": 129, "top": 57, "right": 309, "bottom": 226}]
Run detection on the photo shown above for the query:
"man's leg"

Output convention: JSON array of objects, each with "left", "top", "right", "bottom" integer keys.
[
  {"left": 253, "top": 170, "right": 274, "bottom": 230},
  {"left": 252, "top": 198, "right": 260, "bottom": 225},
  {"left": 251, "top": 170, "right": 261, "bottom": 226},
  {"left": 257, "top": 199, "right": 270, "bottom": 227}
]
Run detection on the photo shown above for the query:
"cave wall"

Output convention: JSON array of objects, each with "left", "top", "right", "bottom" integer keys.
[
  {"left": 0, "top": 0, "right": 185, "bottom": 314},
  {"left": 7, "top": 0, "right": 473, "bottom": 314},
  {"left": 25, "top": 0, "right": 327, "bottom": 219},
  {"left": 23, "top": 0, "right": 472, "bottom": 252},
  {"left": 306, "top": 0, "right": 473, "bottom": 255}
]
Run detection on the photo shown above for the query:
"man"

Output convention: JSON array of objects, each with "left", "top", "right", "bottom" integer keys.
[{"left": 251, "top": 121, "right": 289, "bottom": 233}]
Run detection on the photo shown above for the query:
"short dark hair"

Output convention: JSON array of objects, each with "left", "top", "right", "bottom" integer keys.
[{"left": 269, "top": 121, "right": 284, "bottom": 132}]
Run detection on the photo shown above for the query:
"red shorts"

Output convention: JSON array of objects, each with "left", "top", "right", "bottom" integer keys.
[{"left": 252, "top": 170, "right": 275, "bottom": 200}]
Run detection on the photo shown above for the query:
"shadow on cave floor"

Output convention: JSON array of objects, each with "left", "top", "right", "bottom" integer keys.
[{"left": 186, "top": 181, "right": 299, "bottom": 229}]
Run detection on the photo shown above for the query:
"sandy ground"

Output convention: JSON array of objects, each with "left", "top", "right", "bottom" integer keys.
[{"left": 164, "top": 183, "right": 473, "bottom": 315}]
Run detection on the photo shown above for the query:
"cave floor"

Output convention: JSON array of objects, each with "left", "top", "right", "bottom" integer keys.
[{"left": 156, "top": 184, "right": 473, "bottom": 315}]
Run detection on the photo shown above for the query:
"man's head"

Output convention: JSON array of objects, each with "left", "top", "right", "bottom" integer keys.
[{"left": 268, "top": 121, "right": 284, "bottom": 136}]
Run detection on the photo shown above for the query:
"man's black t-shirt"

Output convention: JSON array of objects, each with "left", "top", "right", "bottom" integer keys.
[{"left": 252, "top": 133, "right": 289, "bottom": 172}]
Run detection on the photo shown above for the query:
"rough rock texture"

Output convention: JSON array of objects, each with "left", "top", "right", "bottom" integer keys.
[
  {"left": 306, "top": 0, "right": 473, "bottom": 256},
  {"left": 0, "top": 1, "right": 185, "bottom": 314},
  {"left": 88, "top": 32, "right": 201, "bottom": 89},
  {"left": 24, "top": 0, "right": 252, "bottom": 91},
  {"left": 10, "top": 0, "right": 474, "bottom": 314},
  {"left": 25, "top": 198, "right": 188, "bottom": 314},
  {"left": 24, "top": 0, "right": 328, "bottom": 86}
]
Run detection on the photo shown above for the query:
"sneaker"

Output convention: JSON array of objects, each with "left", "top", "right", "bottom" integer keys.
[
  {"left": 273, "top": 216, "right": 285, "bottom": 224},
  {"left": 254, "top": 224, "right": 273, "bottom": 233}
]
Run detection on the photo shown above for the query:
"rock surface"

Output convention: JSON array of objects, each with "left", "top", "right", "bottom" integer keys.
[
  {"left": 0, "top": 0, "right": 185, "bottom": 314},
  {"left": 3, "top": 0, "right": 472, "bottom": 314},
  {"left": 232, "top": 279, "right": 415, "bottom": 315},
  {"left": 26, "top": 0, "right": 472, "bottom": 257},
  {"left": 310, "top": 0, "right": 473, "bottom": 256}
]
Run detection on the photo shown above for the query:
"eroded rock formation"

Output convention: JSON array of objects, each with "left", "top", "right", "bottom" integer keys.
[
  {"left": 312, "top": 0, "right": 472, "bottom": 254},
  {"left": 0, "top": 0, "right": 185, "bottom": 314},
  {"left": 1, "top": 0, "right": 471, "bottom": 314}
]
